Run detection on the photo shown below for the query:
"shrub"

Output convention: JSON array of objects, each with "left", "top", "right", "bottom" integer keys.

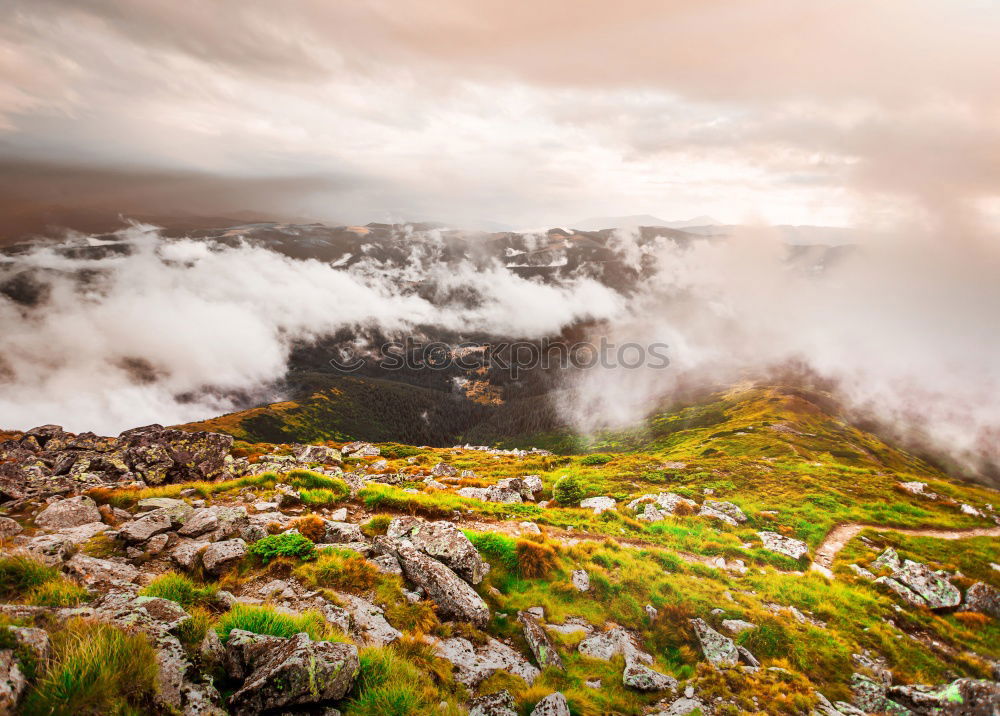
[
  {"left": 515, "top": 539, "right": 558, "bottom": 578},
  {"left": 581, "top": 453, "right": 614, "bottom": 465},
  {"left": 295, "top": 548, "right": 380, "bottom": 592},
  {"left": 248, "top": 532, "right": 317, "bottom": 564},
  {"left": 215, "top": 604, "right": 345, "bottom": 643},
  {"left": 291, "top": 514, "right": 328, "bottom": 542},
  {"left": 139, "top": 573, "right": 217, "bottom": 609},
  {"left": 21, "top": 618, "right": 159, "bottom": 716},
  {"left": 553, "top": 475, "right": 584, "bottom": 506}
]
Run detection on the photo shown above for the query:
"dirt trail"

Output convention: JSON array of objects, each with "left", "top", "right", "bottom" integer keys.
[{"left": 812, "top": 523, "right": 1000, "bottom": 570}]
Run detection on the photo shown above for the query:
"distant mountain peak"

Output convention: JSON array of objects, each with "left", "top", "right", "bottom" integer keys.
[{"left": 571, "top": 214, "right": 721, "bottom": 231}]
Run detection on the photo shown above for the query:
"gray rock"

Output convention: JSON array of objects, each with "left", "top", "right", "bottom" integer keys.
[
  {"left": 628, "top": 492, "right": 698, "bottom": 517},
  {"left": 852, "top": 673, "right": 889, "bottom": 712},
  {"left": 171, "top": 540, "right": 209, "bottom": 570},
  {"left": 580, "top": 496, "right": 617, "bottom": 514},
  {"left": 698, "top": 500, "right": 747, "bottom": 526},
  {"left": 6, "top": 627, "right": 50, "bottom": 662},
  {"left": 341, "top": 442, "right": 379, "bottom": 458},
  {"left": 34, "top": 495, "right": 102, "bottom": 530},
  {"left": 388, "top": 517, "right": 490, "bottom": 584},
  {"left": 225, "top": 630, "right": 359, "bottom": 715},
  {"left": 118, "top": 510, "right": 172, "bottom": 543},
  {"left": 531, "top": 692, "right": 571, "bottom": 716},
  {"left": 329, "top": 507, "right": 348, "bottom": 521},
  {"left": 872, "top": 547, "right": 901, "bottom": 572},
  {"left": 721, "top": 619, "right": 757, "bottom": 635},
  {"left": 0, "top": 650, "right": 26, "bottom": 714},
  {"left": 177, "top": 508, "right": 220, "bottom": 537},
  {"left": 578, "top": 626, "right": 676, "bottom": 691},
  {"left": 371, "top": 553, "right": 403, "bottom": 576},
  {"left": 374, "top": 536, "right": 489, "bottom": 625},
  {"left": 657, "top": 696, "right": 708, "bottom": 715},
  {"left": 432, "top": 636, "right": 539, "bottom": 686},
  {"left": 522, "top": 475, "right": 544, "bottom": 494},
  {"left": 518, "top": 611, "right": 564, "bottom": 670},
  {"left": 875, "top": 576, "right": 927, "bottom": 608},
  {"left": 690, "top": 618, "right": 739, "bottom": 667},
  {"left": 322, "top": 520, "right": 364, "bottom": 543},
  {"left": 757, "top": 531, "right": 809, "bottom": 560},
  {"left": 469, "top": 690, "right": 518, "bottom": 716},
  {"left": 888, "top": 678, "right": 1000, "bottom": 714},
  {"left": 293, "top": 444, "right": 342, "bottom": 464},
  {"left": 0, "top": 517, "right": 22, "bottom": 538},
  {"left": 202, "top": 539, "right": 247, "bottom": 575},
  {"left": 496, "top": 478, "right": 535, "bottom": 501},
  {"left": 430, "top": 462, "right": 458, "bottom": 477},
  {"left": 893, "top": 560, "right": 961, "bottom": 609},
  {"left": 963, "top": 582, "right": 1000, "bottom": 618},
  {"left": 65, "top": 553, "right": 139, "bottom": 586},
  {"left": 336, "top": 592, "right": 401, "bottom": 645},
  {"left": 571, "top": 570, "right": 590, "bottom": 592}
]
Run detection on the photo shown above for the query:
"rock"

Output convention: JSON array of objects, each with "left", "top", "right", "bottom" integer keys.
[
  {"left": 336, "top": 592, "right": 401, "bottom": 645},
  {"left": 849, "top": 564, "right": 876, "bottom": 581},
  {"left": 34, "top": 495, "right": 102, "bottom": 529},
  {"left": 374, "top": 536, "right": 489, "bottom": 625},
  {"left": 519, "top": 521, "right": 542, "bottom": 535},
  {"left": 963, "top": 582, "right": 1000, "bottom": 618},
  {"left": 65, "top": 553, "right": 139, "bottom": 586},
  {"left": 432, "top": 636, "right": 539, "bottom": 686},
  {"left": 888, "top": 678, "right": 1000, "bottom": 714},
  {"left": 322, "top": 521, "right": 364, "bottom": 543},
  {"left": 225, "top": 630, "right": 359, "bottom": 715},
  {"left": 430, "top": 462, "right": 458, "bottom": 477},
  {"left": 578, "top": 627, "right": 676, "bottom": 692},
  {"left": 698, "top": 500, "right": 747, "bottom": 526},
  {"left": 388, "top": 517, "right": 490, "bottom": 584},
  {"left": 757, "top": 531, "right": 809, "bottom": 560},
  {"left": 580, "top": 496, "right": 617, "bottom": 514},
  {"left": 721, "top": 619, "right": 757, "bottom": 635},
  {"left": 960, "top": 503, "right": 983, "bottom": 517},
  {"left": 6, "top": 627, "right": 50, "bottom": 663},
  {"left": 371, "top": 553, "right": 403, "bottom": 576},
  {"left": 202, "top": 539, "right": 247, "bottom": 575},
  {"left": 872, "top": 547, "right": 901, "bottom": 572},
  {"left": 690, "top": 618, "right": 739, "bottom": 667},
  {"left": 496, "top": 478, "right": 535, "bottom": 501},
  {"left": 518, "top": 611, "right": 564, "bottom": 670},
  {"left": 897, "top": 481, "right": 939, "bottom": 499},
  {"left": 627, "top": 492, "right": 697, "bottom": 518},
  {"left": 893, "top": 560, "right": 961, "bottom": 609},
  {"left": 645, "top": 605, "right": 658, "bottom": 620},
  {"left": 852, "top": 674, "right": 889, "bottom": 712},
  {"left": 118, "top": 510, "right": 173, "bottom": 543},
  {"left": 171, "top": 540, "right": 209, "bottom": 570},
  {"left": 329, "top": 507, "right": 348, "bottom": 522},
  {"left": 875, "top": 576, "right": 927, "bottom": 608},
  {"left": 736, "top": 645, "right": 760, "bottom": 668},
  {"left": 0, "top": 650, "right": 26, "bottom": 714},
  {"left": 623, "top": 659, "right": 677, "bottom": 691},
  {"left": 0, "top": 517, "right": 21, "bottom": 538},
  {"left": 341, "top": 442, "right": 379, "bottom": 458},
  {"left": 571, "top": 570, "right": 590, "bottom": 592},
  {"left": 177, "top": 508, "right": 219, "bottom": 537},
  {"left": 117, "top": 425, "right": 234, "bottom": 484},
  {"left": 293, "top": 444, "right": 342, "bottom": 464},
  {"left": 469, "top": 690, "right": 518, "bottom": 716},
  {"left": 137, "top": 497, "right": 188, "bottom": 513},
  {"left": 522, "top": 475, "right": 544, "bottom": 494},
  {"left": 657, "top": 696, "right": 708, "bottom": 715},
  {"left": 531, "top": 692, "right": 571, "bottom": 716}
]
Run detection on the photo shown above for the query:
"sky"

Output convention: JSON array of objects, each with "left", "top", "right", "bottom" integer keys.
[{"left": 1, "top": 0, "right": 999, "bottom": 231}]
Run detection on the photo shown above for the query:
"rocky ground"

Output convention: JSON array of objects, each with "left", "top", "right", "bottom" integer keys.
[{"left": 1, "top": 389, "right": 1000, "bottom": 715}]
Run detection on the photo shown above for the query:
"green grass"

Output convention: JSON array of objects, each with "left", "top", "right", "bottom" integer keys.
[
  {"left": 215, "top": 604, "right": 347, "bottom": 643},
  {"left": 0, "top": 555, "right": 90, "bottom": 607},
  {"left": 139, "top": 572, "right": 217, "bottom": 609},
  {"left": 21, "top": 618, "right": 159, "bottom": 716}
]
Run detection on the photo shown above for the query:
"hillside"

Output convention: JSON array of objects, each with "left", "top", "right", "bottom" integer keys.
[{"left": 1, "top": 383, "right": 998, "bottom": 714}]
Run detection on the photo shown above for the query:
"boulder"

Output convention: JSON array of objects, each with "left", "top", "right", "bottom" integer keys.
[
  {"left": 580, "top": 496, "right": 617, "bottom": 515},
  {"left": 292, "top": 444, "right": 342, "bottom": 464},
  {"left": 202, "top": 539, "right": 247, "bottom": 575},
  {"left": 388, "top": 518, "right": 490, "bottom": 584},
  {"left": 578, "top": 627, "right": 676, "bottom": 691},
  {"left": 171, "top": 540, "right": 209, "bottom": 571},
  {"left": 0, "top": 650, "right": 26, "bottom": 714},
  {"left": 496, "top": 478, "right": 535, "bottom": 501},
  {"left": 374, "top": 536, "right": 489, "bottom": 625},
  {"left": 65, "top": 553, "right": 139, "bottom": 586},
  {"left": 897, "top": 481, "right": 939, "bottom": 500},
  {"left": 698, "top": 500, "right": 747, "bottom": 526},
  {"left": 336, "top": 592, "right": 401, "bottom": 646},
  {"left": 34, "top": 495, "right": 102, "bottom": 530},
  {"left": 531, "top": 692, "right": 571, "bottom": 716},
  {"left": 888, "top": 678, "right": 1000, "bottom": 714},
  {"left": 757, "top": 531, "right": 809, "bottom": 560},
  {"left": 0, "top": 517, "right": 22, "bottom": 538},
  {"left": 470, "top": 690, "right": 518, "bottom": 716},
  {"left": 518, "top": 611, "right": 564, "bottom": 670},
  {"left": 963, "top": 582, "right": 1000, "bottom": 618},
  {"left": 432, "top": 636, "right": 539, "bottom": 686},
  {"left": 522, "top": 475, "right": 544, "bottom": 494},
  {"left": 341, "top": 442, "right": 379, "bottom": 458},
  {"left": 225, "top": 630, "right": 359, "bottom": 715},
  {"left": 628, "top": 492, "right": 698, "bottom": 520},
  {"left": 690, "top": 618, "right": 739, "bottom": 667},
  {"left": 117, "top": 425, "right": 234, "bottom": 484},
  {"left": 893, "top": 560, "right": 961, "bottom": 609},
  {"left": 872, "top": 547, "right": 901, "bottom": 572},
  {"left": 322, "top": 521, "right": 364, "bottom": 544},
  {"left": 721, "top": 619, "right": 757, "bottom": 636},
  {"left": 572, "top": 570, "right": 590, "bottom": 592},
  {"left": 874, "top": 576, "right": 927, "bottom": 608},
  {"left": 118, "top": 510, "right": 172, "bottom": 543},
  {"left": 430, "top": 462, "right": 458, "bottom": 477}
]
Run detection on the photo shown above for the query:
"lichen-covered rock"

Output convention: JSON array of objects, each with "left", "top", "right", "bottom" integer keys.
[
  {"left": 518, "top": 611, "right": 564, "bottom": 670},
  {"left": 0, "top": 650, "right": 26, "bottom": 714},
  {"left": 572, "top": 570, "right": 590, "bottom": 592},
  {"left": 893, "top": 560, "right": 961, "bottom": 609},
  {"left": 627, "top": 492, "right": 697, "bottom": 517},
  {"left": 34, "top": 495, "right": 102, "bottom": 530},
  {"left": 580, "top": 496, "right": 617, "bottom": 514},
  {"left": 888, "top": 678, "right": 1000, "bottom": 714},
  {"left": 388, "top": 517, "right": 490, "bottom": 584},
  {"left": 321, "top": 520, "right": 364, "bottom": 544},
  {"left": 430, "top": 461, "right": 458, "bottom": 477},
  {"left": 201, "top": 539, "right": 247, "bottom": 575},
  {"left": 225, "top": 630, "right": 359, "bottom": 715},
  {"left": 757, "top": 531, "right": 809, "bottom": 560},
  {"left": 65, "top": 553, "right": 139, "bottom": 586},
  {"left": 292, "top": 444, "right": 342, "bottom": 464},
  {"left": 117, "top": 425, "right": 234, "bottom": 484},
  {"left": 496, "top": 478, "right": 535, "bottom": 501},
  {"left": 721, "top": 619, "right": 757, "bottom": 636},
  {"left": 578, "top": 626, "right": 676, "bottom": 691},
  {"left": 336, "top": 592, "right": 401, "bottom": 646},
  {"left": 963, "top": 581, "right": 1000, "bottom": 618},
  {"left": 342, "top": 441, "right": 379, "bottom": 458},
  {"left": 698, "top": 500, "right": 747, "bottom": 526},
  {"left": 872, "top": 547, "right": 901, "bottom": 572},
  {"left": 470, "top": 689, "right": 518, "bottom": 716},
  {"left": 171, "top": 539, "right": 210, "bottom": 571},
  {"left": 690, "top": 618, "right": 739, "bottom": 667},
  {"left": 118, "top": 510, "right": 173, "bottom": 543},
  {"left": 432, "top": 636, "right": 539, "bottom": 687},
  {"left": 531, "top": 692, "right": 571, "bottom": 716},
  {"left": 522, "top": 475, "right": 544, "bottom": 494},
  {"left": 875, "top": 576, "right": 927, "bottom": 608},
  {"left": 374, "top": 536, "right": 489, "bottom": 625},
  {"left": 0, "top": 517, "right": 22, "bottom": 538}
]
